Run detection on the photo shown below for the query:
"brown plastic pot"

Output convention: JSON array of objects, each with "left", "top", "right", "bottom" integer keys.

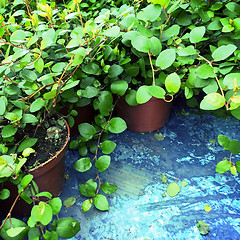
[
  {"left": 0, "top": 118, "right": 70, "bottom": 217},
  {"left": 115, "top": 96, "right": 172, "bottom": 132}
]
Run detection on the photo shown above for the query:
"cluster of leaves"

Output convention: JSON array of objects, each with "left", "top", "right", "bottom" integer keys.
[
  {"left": 0, "top": 155, "right": 80, "bottom": 239},
  {"left": 216, "top": 134, "right": 240, "bottom": 176}
]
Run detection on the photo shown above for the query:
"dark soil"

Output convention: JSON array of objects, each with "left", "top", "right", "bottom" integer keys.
[{"left": 20, "top": 116, "right": 68, "bottom": 169}]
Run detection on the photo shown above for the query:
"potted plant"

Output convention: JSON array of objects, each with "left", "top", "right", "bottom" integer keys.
[
  {"left": 0, "top": 0, "right": 119, "bottom": 237},
  {"left": 86, "top": 0, "right": 240, "bottom": 132}
]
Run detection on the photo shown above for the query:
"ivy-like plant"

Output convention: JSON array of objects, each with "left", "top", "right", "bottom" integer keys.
[{"left": 216, "top": 134, "right": 240, "bottom": 176}]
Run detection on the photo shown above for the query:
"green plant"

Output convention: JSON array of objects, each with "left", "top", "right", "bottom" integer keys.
[{"left": 216, "top": 134, "right": 240, "bottom": 176}]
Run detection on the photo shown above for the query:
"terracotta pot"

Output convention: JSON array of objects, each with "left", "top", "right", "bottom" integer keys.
[
  {"left": 115, "top": 96, "right": 172, "bottom": 132},
  {"left": 0, "top": 118, "right": 70, "bottom": 217}
]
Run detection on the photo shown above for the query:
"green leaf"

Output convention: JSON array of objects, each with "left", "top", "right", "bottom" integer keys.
[
  {"left": 218, "top": 134, "right": 230, "bottom": 150},
  {"left": 82, "top": 86, "right": 99, "bottom": 98},
  {"left": 180, "top": 181, "right": 188, "bottom": 187},
  {"left": 108, "top": 117, "right": 127, "bottom": 133},
  {"left": 52, "top": 62, "right": 66, "bottom": 73},
  {"left": 101, "top": 182, "right": 118, "bottom": 194},
  {"left": 200, "top": 93, "right": 225, "bottom": 110},
  {"left": 79, "top": 179, "right": 97, "bottom": 197},
  {"left": 212, "top": 44, "right": 237, "bottom": 62},
  {"left": 0, "top": 218, "right": 28, "bottom": 240},
  {"left": 31, "top": 202, "right": 53, "bottom": 225},
  {"left": 177, "top": 46, "right": 197, "bottom": 56},
  {"left": 131, "top": 35, "right": 151, "bottom": 53},
  {"left": 63, "top": 197, "right": 76, "bottom": 208},
  {"left": 6, "top": 227, "right": 28, "bottom": 238},
  {"left": 229, "top": 140, "right": 240, "bottom": 155},
  {"left": 156, "top": 49, "right": 176, "bottom": 70},
  {"left": 22, "top": 148, "right": 35, "bottom": 157},
  {"left": 166, "top": 182, "right": 181, "bottom": 197},
  {"left": 82, "top": 199, "right": 92, "bottom": 212},
  {"left": 74, "top": 157, "right": 92, "bottom": 172},
  {"left": 216, "top": 160, "right": 231, "bottom": 174},
  {"left": 49, "top": 197, "right": 62, "bottom": 215},
  {"left": 40, "top": 37, "right": 53, "bottom": 50},
  {"left": 34, "top": 58, "right": 44, "bottom": 73},
  {"left": 108, "top": 64, "right": 123, "bottom": 78},
  {"left": 52, "top": 218, "right": 80, "bottom": 238},
  {"left": 236, "top": 161, "right": 240, "bottom": 173},
  {"left": 20, "top": 174, "right": 33, "bottom": 188},
  {"left": 196, "top": 65, "right": 215, "bottom": 79},
  {"left": 95, "top": 155, "right": 111, "bottom": 172},
  {"left": 0, "top": 96, "right": 7, "bottom": 115},
  {"left": 93, "top": 194, "right": 109, "bottom": 211},
  {"left": 43, "top": 89, "right": 57, "bottom": 100},
  {"left": 10, "top": 30, "right": 26, "bottom": 43},
  {"left": 78, "top": 123, "right": 96, "bottom": 140},
  {"left": 35, "top": 192, "right": 52, "bottom": 199},
  {"left": 22, "top": 114, "right": 38, "bottom": 123},
  {"left": 230, "top": 166, "right": 237, "bottom": 176},
  {"left": 148, "top": 86, "right": 166, "bottom": 99},
  {"left": 82, "top": 63, "right": 100, "bottom": 75},
  {"left": 196, "top": 220, "right": 210, "bottom": 235},
  {"left": 2, "top": 125, "right": 18, "bottom": 138},
  {"left": 150, "top": 37, "right": 162, "bottom": 55},
  {"left": 30, "top": 98, "right": 45, "bottom": 112},
  {"left": 100, "top": 140, "right": 116, "bottom": 154},
  {"left": 223, "top": 73, "right": 240, "bottom": 90},
  {"left": 137, "top": 3, "right": 162, "bottom": 22},
  {"left": 66, "top": 38, "right": 80, "bottom": 48},
  {"left": 110, "top": 81, "right": 128, "bottom": 96},
  {"left": 103, "top": 26, "right": 120, "bottom": 37},
  {"left": 165, "top": 72, "right": 181, "bottom": 93},
  {"left": 18, "top": 138, "right": 38, "bottom": 153},
  {"left": 125, "top": 90, "right": 138, "bottom": 106},
  {"left": 136, "top": 85, "right": 152, "bottom": 104},
  {"left": 0, "top": 189, "right": 10, "bottom": 200},
  {"left": 189, "top": 26, "right": 206, "bottom": 43}
]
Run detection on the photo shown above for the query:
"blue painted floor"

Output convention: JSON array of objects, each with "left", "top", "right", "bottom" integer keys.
[{"left": 60, "top": 103, "right": 240, "bottom": 240}]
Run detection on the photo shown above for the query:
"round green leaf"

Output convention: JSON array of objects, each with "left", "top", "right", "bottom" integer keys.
[
  {"left": 2, "top": 125, "right": 18, "bottom": 138},
  {"left": 82, "top": 199, "right": 92, "bottom": 212},
  {"left": 229, "top": 140, "right": 240, "bottom": 155},
  {"left": 150, "top": 37, "right": 162, "bottom": 56},
  {"left": 125, "top": 90, "right": 138, "bottom": 106},
  {"left": 74, "top": 157, "right": 92, "bottom": 172},
  {"left": 20, "top": 174, "right": 33, "bottom": 188},
  {"left": 0, "top": 97, "right": 7, "bottom": 115},
  {"left": 93, "top": 194, "right": 109, "bottom": 211},
  {"left": 0, "top": 189, "right": 10, "bottom": 200},
  {"left": 79, "top": 179, "right": 97, "bottom": 197},
  {"left": 78, "top": 123, "right": 96, "bottom": 140},
  {"left": 216, "top": 160, "right": 231, "bottom": 174},
  {"left": 22, "top": 148, "right": 35, "bottom": 157},
  {"left": 200, "top": 93, "right": 225, "bottom": 110},
  {"left": 101, "top": 182, "right": 118, "bottom": 194},
  {"left": 217, "top": 134, "right": 230, "bottom": 150},
  {"left": 110, "top": 81, "right": 128, "bottom": 96},
  {"left": 103, "top": 26, "right": 120, "bottom": 37},
  {"left": 165, "top": 72, "right": 181, "bottom": 93},
  {"left": 49, "top": 197, "right": 62, "bottom": 215},
  {"left": 196, "top": 220, "right": 210, "bottom": 235},
  {"left": 10, "top": 30, "right": 26, "bottom": 43},
  {"left": 131, "top": 35, "right": 151, "bottom": 53},
  {"left": 212, "top": 44, "right": 237, "bottom": 62},
  {"left": 30, "top": 98, "right": 45, "bottom": 113},
  {"left": 109, "top": 117, "right": 127, "bottom": 134},
  {"left": 53, "top": 217, "right": 80, "bottom": 238},
  {"left": 166, "top": 182, "right": 181, "bottom": 197},
  {"left": 31, "top": 202, "right": 53, "bottom": 225},
  {"left": 95, "top": 155, "right": 111, "bottom": 172},
  {"left": 100, "top": 140, "right": 117, "bottom": 154},
  {"left": 22, "top": 114, "right": 38, "bottom": 123},
  {"left": 196, "top": 65, "right": 215, "bottom": 79},
  {"left": 136, "top": 85, "right": 152, "bottom": 104},
  {"left": 223, "top": 73, "right": 240, "bottom": 90},
  {"left": 82, "top": 63, "right": 100, "bottom": 75},
  {"left": 34, "top": 58, "right": 44, "bottom": 73},
  {"left": 108, "top": 64, "right": 123, "bottom": 78},
  {"left": 148, "top": 86, "right": 166, "bottom": 99},
  {"left": 236, "top": 161, "right": 240, "bottom": 173},
  {"left": 189, "top": 26, "right": 206, "bottom": 43},
  {"left": 63, "top": 197, "right": 76, "bottom": 208},
  {"left": 18, "top": 139, "right": 38, "bottom": 153},
  {"left": 156, "top": 49, "right": 176, "bottom": 70},
  {"left": 43, "top": 89, "right": 57, "bottom": 100}
]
